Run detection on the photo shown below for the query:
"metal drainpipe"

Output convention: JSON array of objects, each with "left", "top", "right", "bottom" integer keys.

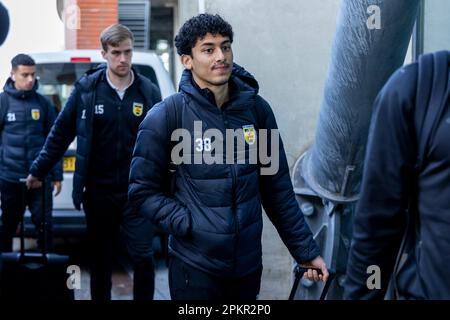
[{"left": 303, "top": 0, "right": 420, "bottom": 203}]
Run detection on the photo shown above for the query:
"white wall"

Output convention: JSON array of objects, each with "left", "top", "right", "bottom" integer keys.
[
  {"left": 0, "top": 0, "right": 65, "bottom": 88},
  {"left": 174, "top": 0, "right": 200, "bottom": 84},
  {"left": 176, "top": 0, "right": 340, "bottom": 168}
]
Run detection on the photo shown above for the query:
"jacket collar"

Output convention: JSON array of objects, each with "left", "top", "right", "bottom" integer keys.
[
  {"left": 3, "top": 77, "right": 39, "bottom": 100},
  {"left": 179, "top": 63, "right": 259, "bottom": 113}
]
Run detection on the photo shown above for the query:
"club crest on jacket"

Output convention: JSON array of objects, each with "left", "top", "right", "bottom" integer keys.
[
  {"left": 31, "top": 109, "right": 40, "bottom": 120},
  {"left": 243, "top": 124, "right": 256, "bottom": 145},
  {"left": 133, "top": 102, "right": 143, "bottom": 116}
]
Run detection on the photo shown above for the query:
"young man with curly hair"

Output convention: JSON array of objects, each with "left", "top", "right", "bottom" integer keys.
[{"left": 129, "top": 14, "right": 328, "bottom": 300}]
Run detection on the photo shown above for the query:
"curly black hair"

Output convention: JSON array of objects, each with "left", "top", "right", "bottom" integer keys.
[{"left": 174, "top": 13, "right": 234, "bottom": 56}]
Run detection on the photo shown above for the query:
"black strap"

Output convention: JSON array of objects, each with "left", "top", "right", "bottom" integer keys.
[
  {"left": 165, "top": 93, "right": 184, "bottom": 194},
  {"left": 166, "top": 93, "right": 184, "bottom": 155},
  {"left": 165, "top": 93, "right": 183, "bottom": 138},
  {"left": 410, "top": 50, "right": 449, "bottom": 252},
  {"left": 415, "top": 50, "right": 450, "bottom": 171}
]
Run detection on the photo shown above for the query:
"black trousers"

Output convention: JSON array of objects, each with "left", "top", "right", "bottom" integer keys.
[
  {"left": 169, "top": 256, "right": 262, "bottom": 300},
  {"left": 82, "top": 188, "right": 154, "bottom": 301},
  {"left": 0, "top": 179, "right": 53, "bottom": 252}
]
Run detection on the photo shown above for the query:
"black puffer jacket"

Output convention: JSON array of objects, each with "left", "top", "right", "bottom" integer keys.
[
  {"left": 129, "top": 64, "right": 320, "bottom": 277},
  {"left": 0, "top": 78, "right": 62, "bottom": 183},
  {"left": 30, "top": 65, "right": 161, "bottom": 209}
]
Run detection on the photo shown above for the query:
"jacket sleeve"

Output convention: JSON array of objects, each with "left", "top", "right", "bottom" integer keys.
[
  {"left": 344, "top": 65, "right": 418, "bottom": 300},
  {"left": 30, "top": 87, "right": 78, "bottom": 179},
  {"left": 258, "top": 97, "right": 320, "bottom": 264},
  {"left": 50, "top": 159, "right": 64, "bottom": 182},
  {"left": 45, "top": 101, "right": 63, "bottom": 182},
  {"left": 128, "top": 100, "right": 191, "bottom": 237}
]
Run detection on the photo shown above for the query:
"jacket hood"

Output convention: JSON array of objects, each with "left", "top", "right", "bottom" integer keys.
[
  {"left": 178, "top": 63, "right": 259, "bottom": 110},
  {"left": 3, "top": 77, "right": 39, "bottom": 99},
  {"left": 230, "top": 63, "right": 259, "bottom": 93}
]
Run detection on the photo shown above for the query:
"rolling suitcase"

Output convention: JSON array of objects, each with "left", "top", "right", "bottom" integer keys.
[
  {"left": 288, "top": 266, "right": 336, "bottom": 300},
  {"left": 0, "top": 179, "right": 74, "bottom": 301}
]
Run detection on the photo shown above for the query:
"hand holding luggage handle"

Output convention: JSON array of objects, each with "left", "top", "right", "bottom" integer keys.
[
  {"left": 288, "top": 265, "right": 336, "bottom": 300},
  {"left": 19, "top": 177, "right": 47, "bottom": 262}
]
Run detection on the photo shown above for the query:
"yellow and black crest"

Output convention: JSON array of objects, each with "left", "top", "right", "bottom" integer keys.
[
  {"left": 133, "top": 102, "right": 144, "bottom": 117},
  {"left": 243, "top": 124, "right": 256, "bottom": 145},
  {"left": 31, "top": 109, "right": 40, "bottom": 121}
]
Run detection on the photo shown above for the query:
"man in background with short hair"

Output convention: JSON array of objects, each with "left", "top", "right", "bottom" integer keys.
[{"left": 0, "top": 53, "right": 62, "bottom": 253}]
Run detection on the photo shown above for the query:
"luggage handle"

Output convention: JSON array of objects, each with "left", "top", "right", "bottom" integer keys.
[
  {"left": 288, "top": 265, "right": 336, "bottom": 300},
  {"left": 18, "top": 178, "right": 48, "bottom": 261}
]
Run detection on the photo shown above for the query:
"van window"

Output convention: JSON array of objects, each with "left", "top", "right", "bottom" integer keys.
[{"left": 35, "top": 63, "right": 159, "bottom": 112}]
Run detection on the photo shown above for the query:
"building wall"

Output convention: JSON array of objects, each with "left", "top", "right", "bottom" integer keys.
[
  {"left": 64, "top": 0, "right": 118, "bottom": 49},
  {"left": 173, "top": 0, "right": 200, "bottom": 83},
  {"left": 177, "top": 0, "right": 340, "bottom": 169}
]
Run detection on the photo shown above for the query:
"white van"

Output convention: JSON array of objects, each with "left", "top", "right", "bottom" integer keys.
[{"left": 26, "top": 49, "right": 175, "bottom": 236}]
